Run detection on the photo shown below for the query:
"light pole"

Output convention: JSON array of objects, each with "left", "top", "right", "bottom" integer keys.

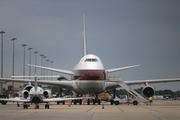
[
  {"left": 50, "top": 61, "right": 54, "bottom": 80},
  {"left": 46, "top": 59, "right": 49, "bottom": 80},
  {"left": 40, "top": 54, "right": 44, "bottom": 79},
  {"left": 34, "top": 51, "right": 38, "bottom": 74},
  {"left": 28, "top": 48, "right": 33, "bottom": 78},
  {"left": 43, "top": 56, "right": 46, "bottom": 80},
  {"left": 11, "top": 38, "right": 17, "bottom": 95},
  {"left": 22, "top": 44, "right": 27, "bottom": 80},
  {"left": 0, "top": 31, "right": 5, "bottom": 94}
]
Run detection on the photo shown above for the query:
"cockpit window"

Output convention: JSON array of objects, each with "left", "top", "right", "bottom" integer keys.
[
  {"left": 85, "top": 58, "right": 98, "bottom": 62},
  {"left": 85, "top": 59, "right": 91, "bottom": 62},
  {"left": 92, "top": 59, "right": 98, "bottom": 62}
]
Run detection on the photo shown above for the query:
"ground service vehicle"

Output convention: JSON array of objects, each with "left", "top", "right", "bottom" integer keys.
[{"left": 0, "top": 95, "right": 8, "bottom": 105}]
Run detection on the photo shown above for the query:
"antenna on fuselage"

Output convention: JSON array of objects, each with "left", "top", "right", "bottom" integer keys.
[{"left": 82, "top": 13, "right": 87, "bottom": 57}]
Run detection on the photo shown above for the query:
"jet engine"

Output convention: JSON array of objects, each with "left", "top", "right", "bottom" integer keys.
[
  {"left": 43, "top": 90, "right": 51, "bottom": 98},
  {"left": 22, "top": 90, "right": 29, "bottom": 99},
  {"left": 141, "top": 86, "right": 155, "bottom": 98}
]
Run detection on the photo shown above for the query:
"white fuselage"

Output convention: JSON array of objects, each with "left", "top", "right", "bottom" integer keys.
[{"left": 70, "top": 54, "right": 117, "bottom": 94}]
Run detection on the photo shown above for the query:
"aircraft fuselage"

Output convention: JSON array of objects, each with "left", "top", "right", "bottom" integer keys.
[{"left": 70, "top": 54, "right": 116, "bottom": 94}]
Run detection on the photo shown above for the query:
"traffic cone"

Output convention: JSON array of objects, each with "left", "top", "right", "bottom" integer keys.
[
  {"left": 102, "top": 104, "right": 105, "bottom": 109},
  {"left": 68, "top": 102, "right": 70, "bottom": 107}
]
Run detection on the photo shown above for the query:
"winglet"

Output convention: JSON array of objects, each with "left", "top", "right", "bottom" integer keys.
[{"left": 82, "top": 13, "right": 87, "bottom": 56}]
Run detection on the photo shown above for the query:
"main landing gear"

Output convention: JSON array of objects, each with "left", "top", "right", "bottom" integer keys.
[
  {"left": 45, "top": 103, "right": 50, "bottom": 109},
  {"left": 72, "top": 99, "right": 82, "bottom": 105},
  {"left": 23, "top": 103, "right": 28, "bottom": 109},
  {"left": 22, "top": 103, "right": 50, "bottom": 109},
  {"left": 92, "top": 98, "right": 101, "bottom": 105},
  {"left": 87, "top": 95, "right": 101, "bottom": 105}
]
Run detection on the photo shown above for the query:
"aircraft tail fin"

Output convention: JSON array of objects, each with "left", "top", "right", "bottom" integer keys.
[
  {"left": 34, "top": 75, "right": 37, "bottom": 92},
  {"left": 82, "top": 13, "right": 87, "bottom": 56}
]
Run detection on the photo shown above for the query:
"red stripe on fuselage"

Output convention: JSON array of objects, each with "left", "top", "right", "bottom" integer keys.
[{"left": 73, "top": 70, "right": 105, "bottom": 80}]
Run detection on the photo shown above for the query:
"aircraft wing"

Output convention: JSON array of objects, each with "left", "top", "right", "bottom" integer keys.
[
  {"left": 124, "top": 78, "right": 180, "bottom": 85},
  {"left": 28, "top": 64, "right": 74, "bottom": 75},
  {"left": 43, "top": 97, "right": 91, "bottom": 102},
  {"left": 0, "top": 78, "right": 73, "bottom": 90},
  {"left": 34, "top": 80, "right": 73, "bottom": 90},
  {"left": 0, "top": 98, "right": 30, "bottom": 102},
  {"left": 106, "top": 65, "right": 140, "bottom": 73},
  {"left": 0, "top": 78, "right": 34, "bottom": 83}
]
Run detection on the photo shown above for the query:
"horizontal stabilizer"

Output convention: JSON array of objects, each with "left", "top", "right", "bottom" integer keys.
[
  {"left": 106, "top": 65, "right": 140, "bottom": 73},
  {"left": 28, "top": 64, "right": 74, "bottom": 75},
  {"left": 0, "top": 98, "right": 30, "bottom": 102}
]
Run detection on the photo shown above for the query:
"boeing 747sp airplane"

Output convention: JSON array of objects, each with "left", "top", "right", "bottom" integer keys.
[{"left": 0, "top": 14, "right": 180, "bottom": 105}]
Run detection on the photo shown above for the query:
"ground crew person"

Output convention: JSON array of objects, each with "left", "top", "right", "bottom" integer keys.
[{"left": 149, "top": 96, "right": 153, "bottom": 105}]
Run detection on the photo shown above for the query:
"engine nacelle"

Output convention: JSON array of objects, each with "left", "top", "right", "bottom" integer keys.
[
  {"left": 22, "top": 90, "right": 29, "bottom": 99},
  {"left": 43, "top": 90, "right": 51, "bottom": 98},
  {"left": 141, "top": 86, "right": 155, "bottom": 98},
  {"left": 23, "top": 85, "right": 33, "bottom": 92}
]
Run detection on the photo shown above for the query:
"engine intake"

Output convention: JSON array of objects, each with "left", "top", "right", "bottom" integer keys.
[
  {"left": 43, "top": 90, "right": 51, "bottom": 98},
  {"left": 141, "top": 86, "right": 154, "bottom": 98},
  {"left": 22, "top": 90, "right": 29, "bottom": 99}
]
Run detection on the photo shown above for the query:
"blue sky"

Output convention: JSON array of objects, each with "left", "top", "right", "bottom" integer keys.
[{"left": 0, "top": 0, "right": 180, "bottom": 91}]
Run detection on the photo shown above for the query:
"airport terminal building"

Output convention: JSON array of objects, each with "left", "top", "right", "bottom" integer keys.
[{"left": 2, "top": 82, "right": 22, "bottom": 96}]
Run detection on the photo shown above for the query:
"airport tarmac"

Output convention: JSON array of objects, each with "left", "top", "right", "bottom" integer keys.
[{"left": 0, "top": 100, "right": 180, "bottom": 120}]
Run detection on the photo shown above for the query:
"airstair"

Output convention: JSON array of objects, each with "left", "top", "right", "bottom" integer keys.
[{"left": 109, "top": 77, "right": 148, "bottom": 102}]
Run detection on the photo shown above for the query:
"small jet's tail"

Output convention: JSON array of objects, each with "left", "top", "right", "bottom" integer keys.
[
  {"left": 82, "top": 13, "right": 87, "bottom": 57},
  {"left": 34, "top": 75, "right": 37, "bottom": 92}
]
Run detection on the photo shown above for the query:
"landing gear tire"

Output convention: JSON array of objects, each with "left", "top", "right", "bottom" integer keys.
[
  {"left": 1, "top": 101, "right": 7, "bottom": 105},
  {"left": 92, "top": 99, "right": 101, "bottom": 105},
  {"left": 115, "top": 101, "right": 119, "bottom": 105},
  {"left": 37, "top": 104, "right": 39, "bottom": 109},
  {"left": 98, "top": 99, "right": 101, "bottom": 105},
  {"left": 133, "top": 101, "right": 138, "bottom": 105},
  {"left": 92, "top": 99, "right": 95, "bottom": 105},
  {"left": 73, "top": 100, "right": 77, "bottom": 105},
  {"left": 79, "top": 99, "right": 82, "bottom": 105},
  {"left": 45, "top": 104, "right": 49, "bottom": 109},
  {"left": 110, "top": 100, "right": 114, "bottom": 105},
  {"left": 87, "top": 99, "right": 90, "bottom": 105},
  {"left": 57, "top": 101, "right": 65, "bottom": 105},
  {"left": 23, "top": 104, "right": 28, "bottom": 109}
]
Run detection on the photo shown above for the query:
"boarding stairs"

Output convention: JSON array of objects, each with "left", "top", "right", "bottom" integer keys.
[{"left": 109, "top": 77, "right": 148, "bottom": 102}]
